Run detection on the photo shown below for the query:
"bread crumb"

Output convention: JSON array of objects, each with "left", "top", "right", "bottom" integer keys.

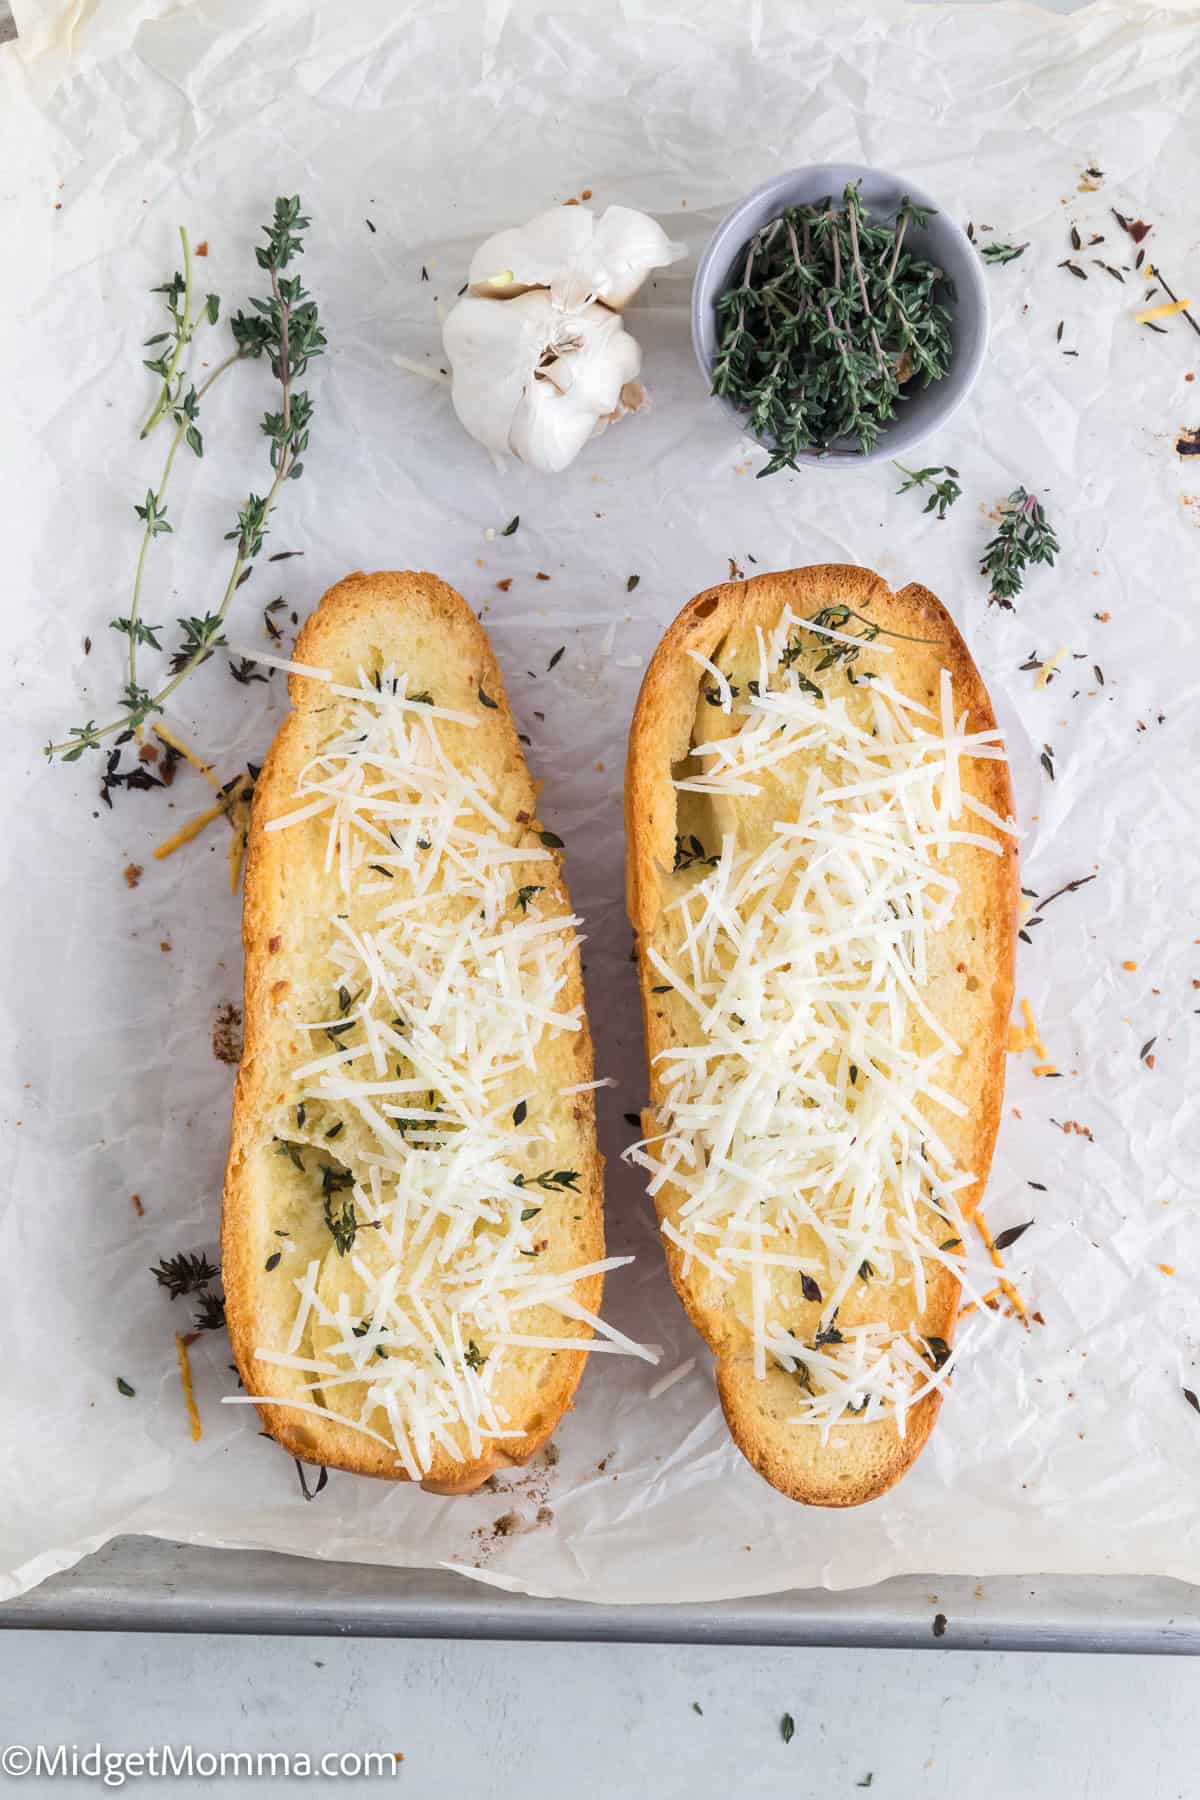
[
  {"left": 160, "top": 941, "right": 172, "bottom": 953},
  {"left": 130, "top": 1193, "right": 144, "bottom": 1217},
  {"left": 195, "top": 240, "right": 209, "bottom": 256},
  {"left": 123, "top": 862, "right": 143, "bottom": 889},
  {"left": 496, "top": 578, "right": 512, "bottom": 592}
]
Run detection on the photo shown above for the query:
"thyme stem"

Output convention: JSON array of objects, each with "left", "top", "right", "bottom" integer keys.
[
  {"left": 140, "top": 226, "right": 194, "bottom": 439},
  {"left": 126, "top": 350, "right": 246, "bottom": 700}
]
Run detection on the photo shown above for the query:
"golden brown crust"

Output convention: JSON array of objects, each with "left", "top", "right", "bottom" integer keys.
[
  {"left": 223, "top": 571, "right": 604, "bottom": 1492},
  {"left": 626, "top": 567, "right": 1018, "bottom": 1507}
]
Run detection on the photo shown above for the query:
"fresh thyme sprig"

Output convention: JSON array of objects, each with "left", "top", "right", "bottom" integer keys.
[
  {"left": 893, "top": 461, "right": 961, "bottom": 519},
  {"left": 711, "top": 182, "right": 953, "bottom": 470},
  {"left": 48, "top": 197, "right": 325, "bottom": 768},
  {"left": 139, "top": 228, "right": 221, "bottom": 440},
  {"left": 981, "top": 487, "right": 1060, "bottom": 608}
]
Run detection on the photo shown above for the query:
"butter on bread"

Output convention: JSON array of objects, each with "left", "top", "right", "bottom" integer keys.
[
  {"left": 223, "top": 571, "right": 619, "bottom": 1492},
  {"left": 625, "top": 567, "right": 1017, "bottom": 1506}
]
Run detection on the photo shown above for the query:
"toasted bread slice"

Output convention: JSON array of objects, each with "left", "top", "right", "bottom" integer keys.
[
  {"left": 626, "top": 567, "right": 1017, "bottom": 1506},
  {"left": 223, "top": 571, "right": 604, "bottom": 1493}
]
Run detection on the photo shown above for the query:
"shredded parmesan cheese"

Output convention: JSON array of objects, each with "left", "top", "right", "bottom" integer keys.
[
  {"left": 153, "top": 722, "right": 221, "bottom": 788},
  {"left": 175, "top": 1333, "right": 202, "bottom": 1441},
  {"left": 628, "top": 605, "right": 1014, "bottom": 1437},
  {"left": 244, "top": 664, "right": 652, "bottom": 1475},
  {"left": 1035, "top": 647, "right": 1069, "bottom": 689},
  {"left": 1135, "top": 297, "right": 1193, "bottom": 323},
  {"left": 153, "top": 796, "right": 229, "bottom": 861},
  {"left": 226, "top": 647, "right": 332, "bottom": 681}
]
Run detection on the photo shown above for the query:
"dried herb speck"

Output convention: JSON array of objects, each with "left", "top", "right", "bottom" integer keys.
[{"left": 992, "top": 1220, "right": 1034, "bottom": 1252}]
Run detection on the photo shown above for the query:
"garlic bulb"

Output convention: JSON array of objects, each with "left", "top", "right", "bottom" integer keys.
[{"left": 441, "top": 203, "right": 683, "bottom": 473}]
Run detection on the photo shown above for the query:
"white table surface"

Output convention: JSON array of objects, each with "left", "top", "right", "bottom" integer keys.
[{"left": 0, "top": 1631, "right": 1197, "bottom": 1796}]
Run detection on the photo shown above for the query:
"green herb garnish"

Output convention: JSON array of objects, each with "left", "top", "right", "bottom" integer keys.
[
  {"left": 323, "top": 1192, "right": 358, "bottom": 1256},
  {"left": 980, "top": 487, "right": 1059, "bottom": 609},
  {"left": 116, "top": 1377, "right": 136, "bottom": 1397},
  {"left": 673, "top": 833, "right": 718, "bottom": 873},
  {"left": 980, "top": 242, "right": 1028, "bottom": 265},
  {"left": 151, "top": 1250, "right": 220, "bottom": 1299},
  {"left": 711, "top": 182, "right": 952, "bottom": 470},
  {"left": 48, "top": 196, "right": 325, "bottom": 766},
  {"left": 893, "top": 461, "right": 961, "bottom": 518},
  {"left": 781, "top": 1714, "right": 795, "bottom": 1745},
  {"left": 514, "top": 884, "right": 543, "bottom": 913},
  {"left": 192, "top": 1291, "right": 227, "bottom": 1332}
]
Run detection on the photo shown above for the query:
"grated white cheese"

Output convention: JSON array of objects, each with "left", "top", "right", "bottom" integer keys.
[
  {"left": 227, "top": 646, "right": 332, "bottom": 680},
  {"left": 251, "top": 663, "right": 649, "bottom": 1475},
  {"left": 627, "top": 605, "right": 1010, "bottom": 1437},
  {"left": 647, "top": 1356, "right": 696, "bottom": 1400}
]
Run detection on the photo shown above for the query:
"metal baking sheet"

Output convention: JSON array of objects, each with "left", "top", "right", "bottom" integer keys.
[{"left": 3, "top": 1539, "right": 1199, "bottom": 1653}]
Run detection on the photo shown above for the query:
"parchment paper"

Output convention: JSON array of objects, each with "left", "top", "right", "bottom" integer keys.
[{"left": 2, "top": 0, "right": 1199, "bottom": 1606}]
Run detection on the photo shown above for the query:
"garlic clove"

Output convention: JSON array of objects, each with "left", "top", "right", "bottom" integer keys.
[
  {"left": 467, "top": 204, "right": 684, "bottom": 311},
  {"left": 442, "top": 289, "right": 562, "bottom": 455},
  {"left": 589, "top": 205, "right": 685, "bottom": 309},
  {"left": 509, "top": 304, "right": 643, "bottom": 472},
  {"left": 468, "top": 208, "right": 595, "bottom": 301}
]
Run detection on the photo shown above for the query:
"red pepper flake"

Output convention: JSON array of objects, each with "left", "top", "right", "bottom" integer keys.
[
  {"left": 581, "top": 188, "right": 593, "bottom": 201},
  {"left": 268, "top": 934, "right": 282, "bottom": 953},
  {"left": 496, "top": 578, "right": 513, "bottom": 592},
  {"left": 536, "top": 571, "right": 551, "bottom": 581}
]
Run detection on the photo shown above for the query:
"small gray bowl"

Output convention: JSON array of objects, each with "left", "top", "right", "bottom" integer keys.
[{"left": 691, "top": 163, "right": 989, "bottom": 469}]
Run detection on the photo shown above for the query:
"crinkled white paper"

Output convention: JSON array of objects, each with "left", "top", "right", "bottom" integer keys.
[{"left": 2, "top": 0, "right": 1199, "bottom": 1606}]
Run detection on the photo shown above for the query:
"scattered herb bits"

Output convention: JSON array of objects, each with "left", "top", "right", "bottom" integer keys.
[
  {"left": 893, "top": 461, "right": 961, "bottom": 518},
  {"left": 980, "top": 488, "right": 1060, "bottom": 608},
  {"left": 711, "top": 182, "right": 953, "bottom": 468},
  {"left": 780, "top": 1713, "right": 796, "bottom": 1745}
]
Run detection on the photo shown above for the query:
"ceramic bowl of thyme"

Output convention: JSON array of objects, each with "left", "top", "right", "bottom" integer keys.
[{"left": 692, "top": 164, "right": 988, "bottom": 472}]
